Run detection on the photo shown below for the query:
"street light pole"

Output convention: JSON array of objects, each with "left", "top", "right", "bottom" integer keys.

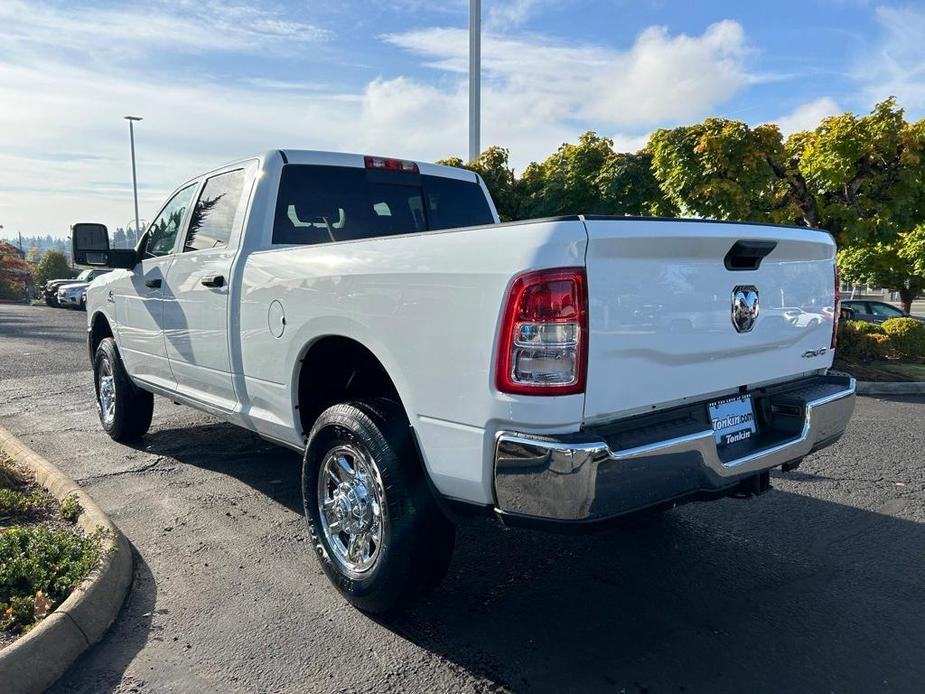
[
  {"left": 468, "top": 0, "right": 481, "bottom": 163},
  {"left": 124, "top": 116, "right": 143, "bottom": 236}
]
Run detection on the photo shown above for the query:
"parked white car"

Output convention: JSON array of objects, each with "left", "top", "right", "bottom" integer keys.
[
  {"left": 73, "top": 150, "right": 856, "bottom": 613},
  {"left": 56, "top": 280, "right": 95, "bottom": 309}
]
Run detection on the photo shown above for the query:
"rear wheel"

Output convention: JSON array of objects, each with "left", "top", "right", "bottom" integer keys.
[
  {"left": 302, "top": 399, "right": 455, "bottom": 614},
  {"left": 93, "top": 338, "right": 154, "bottom": 442}
]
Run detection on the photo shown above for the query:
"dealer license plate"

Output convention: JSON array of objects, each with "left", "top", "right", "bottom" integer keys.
[{"left": 708, "top": 394, "right": 757, "bottom": 447}]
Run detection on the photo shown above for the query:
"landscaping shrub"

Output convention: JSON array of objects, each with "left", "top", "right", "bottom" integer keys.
[
  {"left": 59, "top": 494, "right": 82, "bottom": 523},
  {"left": 0, "top": 457, "right": 29, "bottom": 490},
  {"left": 0, "top": 454, "right": 103, "bottom": 636},
  {"left": 836, "top": 322, "right": 887, "bottom": 362},
  {"left": 0, "top": 526, "right": 103, "bottom": 633},
  {"left": 0, "top": 488, "right": 49, "bottom": 518},
  {"left": 881, "top": 318, "right": 925, "bottom": 361},
  {"left": 869, "top": 333, "right": 892, "bottom": 357},
  {"left": 850, "top": 321, "right": 886, "bottom": 335}
]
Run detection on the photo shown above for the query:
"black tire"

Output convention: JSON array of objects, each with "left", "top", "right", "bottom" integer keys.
[
  {"left": 302, "top": 398, "right": 455, "bottom": 614},
  {"left": 44, "top": 297, "right": 53, "bottom": 306},
  {"left": 93, "top": 337, "right": 154, "bottom": 442}
]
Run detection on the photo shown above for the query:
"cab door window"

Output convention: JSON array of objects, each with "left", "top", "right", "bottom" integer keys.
[
  {"left": 184, "top": 169, "right": 247, "bottom": 252},
  {"left": 144, "top": 184, "right": 198, "bottom": 258}
]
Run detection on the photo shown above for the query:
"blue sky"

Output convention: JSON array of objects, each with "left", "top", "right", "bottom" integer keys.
[{"left": 1, "top": 0, "right": 924, "bottom": 236}]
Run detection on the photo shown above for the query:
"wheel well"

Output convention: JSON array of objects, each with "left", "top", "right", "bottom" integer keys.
[
  {"left": 89, "top": 313, "right": 113, "bottom": 358},
  {"left": 297, "top": 336, "right": 403, "bottom": 436}
]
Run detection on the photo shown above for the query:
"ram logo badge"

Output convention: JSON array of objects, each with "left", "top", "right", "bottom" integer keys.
[{"left": 731, "top": 286, "right": 760, "bottom": 333}]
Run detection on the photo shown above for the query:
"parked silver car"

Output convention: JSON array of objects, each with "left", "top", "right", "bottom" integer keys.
[{"left": 57, "top": 272, "right": 110, "bottom": 310}]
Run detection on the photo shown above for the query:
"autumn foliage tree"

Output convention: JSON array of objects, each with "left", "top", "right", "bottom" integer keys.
[
  {"left": 443, "top": 99, "right": 925, "bottom": 311},
  {"left": 441, "top": 133, "right": 673, "bottom": 221},
  {"left": 520, "top": 132, "right": 675, "bottom": 218},
  {"left": 648, "top": 119, "right": 789, "bottom": 223},
  {"left": 647, "top": 99, "right": 925, "bottom": 312},
  {"left": 0, "top": 242, "right": 32, "bottom": 300}
]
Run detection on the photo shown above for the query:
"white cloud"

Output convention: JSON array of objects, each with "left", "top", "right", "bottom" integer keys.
[
  {"left": 384, "top": 20, "right": 752, "bottom": 128},
  {"left": 0, "top": 3, "right": 756, "bottom": 236},
  {"left": 0, "top": 0, "right": 330, "bottom": 62},
  {"left": 856, "top": 5, "right": 925, "bottom": 112},
  {"left": 774, "top": 97, "right": 843, "bottom": 134},
  {"left": 610, "top": 133, "right": 651, "bottom": 153},
  {"left": 584, "top": 21, "right": 751, "bottom": 125},
  {"left": 487, "top": 0, "right": 544, "bottom": 29}
]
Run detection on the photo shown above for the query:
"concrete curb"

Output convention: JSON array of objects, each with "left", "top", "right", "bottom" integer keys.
[
  {"left": 856, "top": 381, "right": 925, "bottom": 396},
  {"left": 0, "top": 426, "right": 133, "bottom": 694}
]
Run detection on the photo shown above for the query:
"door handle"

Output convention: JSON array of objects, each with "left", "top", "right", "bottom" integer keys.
[
  {"left": 201, "top": 274, "right": 225, "bottom": 288},
  {"left": 144, "top": 278, "right": 162, "bottom": 289}
]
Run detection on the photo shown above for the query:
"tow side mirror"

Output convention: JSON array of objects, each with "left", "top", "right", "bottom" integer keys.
[{"left": 71, "top": 223, "right": 137, "bottom": 269}]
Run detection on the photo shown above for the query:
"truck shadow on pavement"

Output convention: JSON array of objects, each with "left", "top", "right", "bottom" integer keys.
[
  {"left": 389, "top": 494, "right": 925, "bottom": 693},
  {"left": 117, "top": 420, "right": 925, "bottom": 694},
  {"left": 0, "top": 310, "right": 87, "bottom": 345},
  {"left": 133, "top": 421, "right": 305, "bottom": 513},
  {"left": 50, "top": 549, "right": 158, "bottom": 694}
]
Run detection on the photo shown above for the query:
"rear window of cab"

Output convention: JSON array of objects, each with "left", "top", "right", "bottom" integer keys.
[{"left": 272, "top": 164, "right": 495, "bottom": 245}]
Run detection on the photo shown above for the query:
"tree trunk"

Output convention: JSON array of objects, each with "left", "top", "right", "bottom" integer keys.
[{"left": 899, "top": 288, "right": 914, "bottom": 315}]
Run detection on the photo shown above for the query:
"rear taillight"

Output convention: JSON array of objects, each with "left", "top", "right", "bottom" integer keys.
[
  {"left": 364, "top": 156, "right": 419, "bottom": 173},
  {"left": 832, "top": 263, "right": 840, "bottom": 349},
  {"left": 496, "top": 268, "right": 588, "bottom": 396}
]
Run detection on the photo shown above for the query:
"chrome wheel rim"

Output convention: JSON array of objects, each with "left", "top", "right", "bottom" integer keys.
[
  {"left": 317, "top": 444, "right": 385, "bottom": 575},
  {"left": 98, "top": 359, "right": 116, "bottom": 426}
]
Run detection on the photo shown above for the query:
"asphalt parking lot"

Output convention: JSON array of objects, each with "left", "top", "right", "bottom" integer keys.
[{"left": 1, "top": 302, "right": 923, "bottom": 693}]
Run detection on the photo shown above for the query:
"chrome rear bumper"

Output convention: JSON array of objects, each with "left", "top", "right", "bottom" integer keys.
[{"left": 494, "top": 375, "right": 856, "bottom": 524}]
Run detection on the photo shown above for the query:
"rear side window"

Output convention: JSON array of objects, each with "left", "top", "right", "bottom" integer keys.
[
  {"left": 272, "top": 165, "right": 494, "bottom": 245},
  {"left": 185, "top": 169, "right": 247, "bottom": 252},
  {"left": 424, "top": 174, "right": 495, "bottom": 231}
]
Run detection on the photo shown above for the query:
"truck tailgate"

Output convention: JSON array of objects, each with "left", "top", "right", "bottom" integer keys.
[{"left": 582, "top": 217, "right": 837, "bottom": 422}]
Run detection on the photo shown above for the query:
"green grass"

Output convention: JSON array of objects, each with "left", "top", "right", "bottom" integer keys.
[{"left": 835, "top": 360, "right": 925, "bottom": 382}]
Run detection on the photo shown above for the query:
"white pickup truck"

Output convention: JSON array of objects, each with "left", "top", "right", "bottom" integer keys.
[{"left": 73, "top": 149, "right": 856, "bottom": 613}]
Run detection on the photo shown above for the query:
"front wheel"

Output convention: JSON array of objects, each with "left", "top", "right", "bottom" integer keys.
[
  {"left": 302, "top": 399, "right": 455, "bottom": 614},
  {"left": 93, "top": 338, "right": 154, "bottom": 442}
]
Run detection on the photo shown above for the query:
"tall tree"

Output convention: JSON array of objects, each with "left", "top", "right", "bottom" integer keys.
[
  {"left": 0, "top": 241, "right": 32, "bottom": 299},
  {"left": 33, "top": 249, "right": 73, "bottom": 287},
  {"left": 647, "top": 100, "right": 925, "bottom": 311},
  {"left": 520, "top": 132, "right": 673, "bottom": 218},
  {"left": 648, "top": 119, "right": 793, "bottom": 223},
  {"left": 792, "top": 100, "right": 925, "bottom": 311},
  {"left": 790, "top": 99, "right": 925, "bottom": 244}
]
